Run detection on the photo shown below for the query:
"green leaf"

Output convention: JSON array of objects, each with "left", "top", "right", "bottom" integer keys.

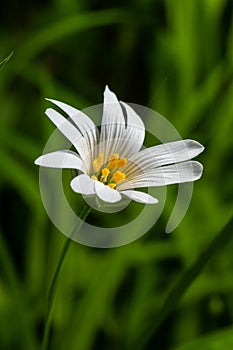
[
  {"left": 0, "top": 51, "right": 14, "bottom": 71},
  {"left": 133, "top": 214, "right": 233, "bottom": 350},
  {"left": 173, "top": 326, "right": 233, "bottom": 350}
]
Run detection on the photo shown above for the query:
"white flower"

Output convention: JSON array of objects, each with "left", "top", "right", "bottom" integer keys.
[{"left": 35, "top": 86, "right": 204, "bottom": 204}]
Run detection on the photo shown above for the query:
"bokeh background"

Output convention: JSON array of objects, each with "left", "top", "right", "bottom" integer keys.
[{"left": 0, "top": 0, "right": 233, "bottom": 349}]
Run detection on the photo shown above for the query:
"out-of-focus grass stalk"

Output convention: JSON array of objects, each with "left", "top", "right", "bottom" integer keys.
[
  {"left": 42, "top": 205, "right": 91, "bottom": 350},
  {"left": 0, "top": 51, "right": 13, "bottom": 71},
  {"left": 134, "top": 214, "right": 233, "bottom": 350}
]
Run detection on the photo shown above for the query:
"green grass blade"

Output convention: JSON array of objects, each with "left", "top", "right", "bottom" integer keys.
[
  {"left": 133, "top": 214, "right": 233, "bottom": 350},
  {"left": 0, "top": 51, "right": 14, "bottom": 71},
  {"left": 173, "top": 325, "right": 233, "bottom": 350}
]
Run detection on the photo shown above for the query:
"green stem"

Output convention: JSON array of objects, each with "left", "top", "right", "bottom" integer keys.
[
  {"left": 41, "top": 205, "right": 91, "bottom": 350},
  {"left": 0, "top": 51, "right": 14, "bottom": 71},
  {"left": 135, "top": 215, "right": 233, "bottom": 350}
]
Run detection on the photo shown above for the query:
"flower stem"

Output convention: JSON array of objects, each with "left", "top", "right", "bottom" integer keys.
[
  {"left": 134, "top": 214, "right": 233, "bottom": 350},
  {"left": 41, "top": 205, "right": 91, "bottom": 350}
]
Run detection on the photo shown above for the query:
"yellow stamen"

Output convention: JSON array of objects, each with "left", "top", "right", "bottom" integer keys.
[
  {"left": 98, "top": 153, "right": 104, "bottom": 163},
  {"left": 113, "top": 171, "right": 126, "bottom": 184},
  {"left": 93, "top": 159, "right": 100, "bottom": 172},
  {"left": 108, "top": 183, "right": 116, "bottom": 189},
  {"left": 109, "top": 160, "right": 117, "bottom": 169},
  {"left": 109, "top": 153, "right": 119, "bottom": 161},
  {"left": 117, "top": 158, "right": 127, "bottom": 168},
  {"left": 93, "top": 153, "right": 104, "bottom": 172},
  {"left": 92, "top": 153, "right": 127, "bottom": 187},
  {"left": 108, "top": 153, "right": 119, "bottom": 169},
  {"left": 102, "top": 168, "right": 110, "bottom": 178}
]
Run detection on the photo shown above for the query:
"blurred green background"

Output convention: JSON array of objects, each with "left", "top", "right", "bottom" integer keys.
[{"left": 0, "top": 0, "right": 233, "bottom": 349}]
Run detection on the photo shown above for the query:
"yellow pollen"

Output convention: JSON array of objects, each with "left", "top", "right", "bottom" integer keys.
[
  {"left": 108, "top": 183, "right": 116, "bottom": 189},
  {"left": 108, "top": 153, "right": 119, "bottom": 169},
  {"left": 93, "top": 159, "right": 100, "bottom": 172},
  {"left": 102, "top": 168, "right": 110, "bottom": 178},
  {"left": 109, "top": 160, "right": 117, "bottom": 169},
  {"left": 93, "top": 153, "right": 104, "bottom": 172},
  {"left": 98, "top": 153, "right": 104, "bottom": 163},
  {"left": 109, "top": 153, "right": 119, "bottom": 161},
  {"left": 113, "top": 171, "right": 126, "bottom": 184},
  {"left": 117, "top": 158, "right": 127, "bottom": 168},
  {"left": 92, "top": 153, "right": 127, "bottom": 186}
]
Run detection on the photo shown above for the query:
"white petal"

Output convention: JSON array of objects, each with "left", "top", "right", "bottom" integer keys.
[
  {"left": 119, "top": 102, "right": 145, "bottom": 156},
  {"left": 35, "top": 150, "right": 85, "bottom": 171},
  {"left": 102, "top": 86, "right": 126, "bottom": 128},
  {"left": 117, "top": 161, "right": 203, "bottom": 190},
  {"left": 46, "top": 98, "right": 99, "bottom": 154},
  {"left": 70, "top": 174, "right": 95, "bottom": 195},
  {"left": 95, "top": 181, "right": 122, "bottom": 203},
  {"left": 121, "top": 190, "right": 158, "bottom": 204},
  {"left": 46, "top": 98, "right": 85, "bottom": 119},
  {"left": 125, "top": 139, "right": 204, "bottom": 176},
  {"left": 99, "top": 86, "right": 126, "bottom": 159},
  {"left": 45, "top": 108, "right": 90, "bottom": 164}
]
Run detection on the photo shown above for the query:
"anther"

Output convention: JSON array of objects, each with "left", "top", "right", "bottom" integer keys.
[
  {"left": 108, "top": 183, "right": 116, "bottom": 189},
  {"left": 108, "top": 153, "right": 119, "bottom": 169},
  {"left": 109, "top": 153, "right": 119, "bottom": 160},
  {"left": 113, "top": 171, "right": 126, "bottom": 184},
  {"left": 101, "top": 167, "right": 110, "bottom": 182},
  {"left": 117, "top": 158, "right": 127, "bottom": 168},
  {"left": 93, "top": 153, "right": 104, "bottom": 172},
  {"left": 102, "top": 168, "right": 110, "bottom": 178}
]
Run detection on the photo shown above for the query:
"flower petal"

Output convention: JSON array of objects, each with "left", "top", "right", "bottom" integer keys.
[
  {"left": 119, "top": 102, "right": 145, "bottom": 156},
  {"left": 95, "top": 181, "right": 122, "bottom": 203},
  {"left": 102, "top": 86, "right": 126, "bottom": 126},
  {"left": 117, "top": 161, "right": 203, "bottom": 190},
  {"left": 70, "top": 174, "right": 96, "bottom": 195},
  {"left": 46, "top": 98, "right": 99, "bottom": 154},
  {"left": 35, "top": 150, "right": 85, "bottom": 171},
  {"left": 99, "top": 86, "right": 126, "bottom": 160},
  {"left": 45, "top": 108, "right": 90, "bottom": 165},
  {"left": 125, "top": 139, "right": 204, "bottom": 177},
  {"left": 121, "top": 190, "right": 158, "bottom": 204}
]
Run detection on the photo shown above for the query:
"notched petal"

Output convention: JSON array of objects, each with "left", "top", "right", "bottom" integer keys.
[
  {"left": 121, "top": 190, "right": 158, "bottom": 204},
  {"left": 35, "top": 150, "right": 85, "bottom": 171},
  {"left": 95, "top": 181, "right": 122, "bottom": 203},
  {"left": 70, "top": 174, "right": 96, "bottom": 195}
]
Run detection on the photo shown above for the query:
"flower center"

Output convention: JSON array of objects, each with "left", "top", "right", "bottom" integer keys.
[{"left": 91, "top": 153, "right": 127, "bottom": 189}]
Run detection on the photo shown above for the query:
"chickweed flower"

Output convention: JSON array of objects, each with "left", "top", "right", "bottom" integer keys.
[{"left": 35, "top": 86, "right": 204, "bottom": 204}]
